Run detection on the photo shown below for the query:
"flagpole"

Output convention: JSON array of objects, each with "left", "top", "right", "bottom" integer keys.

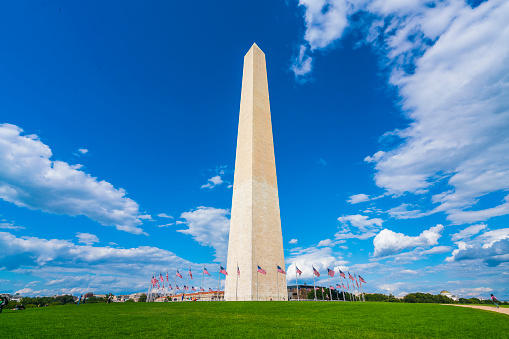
[
  {"left": 236, "top": 262, "right": 238, "bottom": 301},
  {"left": 277, "top": 265, "right": 279, "bottom": 301},
  {"left": 295, "top": 263, "right": 299, "bottom": 301},
  {"left": 217, "top": 264, "right": 220, "bottom": 301},
  {"left": 361, "top": 282, "right": 365, "bottom": 302},
  {"left": 200, "top": 264, "right": 204, "bottom": 301},
  {"left": 257, "top": 263, "right": 259, "bottom": 301},
  {"left": 327, "top": 273, "right": 331, "bottom": 301},
  {"left": 186, "top": 265, "right": 190, "bottom": 300},
  {"left": 341, "top": 277, "right": 345, "bottom": 302},
  {"left": 313, "top": 266, "right": 316, "bottom": 301},
  {"left": 175, "top": 268, "right": 177, "bottom": 300}
]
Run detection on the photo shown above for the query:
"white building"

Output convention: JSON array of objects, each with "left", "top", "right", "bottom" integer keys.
[{"left": 440, "top": 290, "right": 459, "bottom": 301}]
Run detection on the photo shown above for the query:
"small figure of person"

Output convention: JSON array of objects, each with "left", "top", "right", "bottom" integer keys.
[
  {"left": 0, "top": 296, "right": 8, "bottom": 314},
  {"left": 491, "top": 294, "right": 500, "bottom": 308},
  {"left": 269, "top": 296, "right": 272, "bottom": 301},
  {"left": 78, "top": 295, "right": 82, "bottom": 305}
]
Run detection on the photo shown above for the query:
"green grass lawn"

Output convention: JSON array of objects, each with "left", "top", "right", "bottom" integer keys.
[{"left": 2, "top": 302, "right": 508, "bottom": 338}]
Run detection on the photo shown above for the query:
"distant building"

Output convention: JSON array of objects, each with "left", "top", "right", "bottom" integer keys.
[
  {"left": 287, "top": 284, "right": 317, "bottom": 300},
  {"left": 440, "top": 290, "right": 459, "bottom": 301}
]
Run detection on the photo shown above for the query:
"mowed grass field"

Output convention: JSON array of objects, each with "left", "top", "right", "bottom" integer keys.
[{"left": 2, "top": 301, "right": 508, "bottom": 338}]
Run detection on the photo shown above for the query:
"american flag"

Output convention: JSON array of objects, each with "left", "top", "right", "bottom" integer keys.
[
  {"left": 189, "top": 268, "right": 193, "bottom": 279},
  {"left": 330, "top": 285, "right": 335, "bottom": 290},
  {"left": 166, "top": 271, "right": 169, "bottom": 282},
  {"left": 313, "top": 267, "right": 320, "bottom": 277},
  {"left": 336, "top": 284, "right": 341, "bottom": 289},
  {"left": 296, "top": 266, "right": 302, "bottom": 276},
  {"left": 191, "top": 286, "right": 196, "bottom": 291},
  {"left": 151, "top": 276, "right": 156, "bottom": 286},
  {"left": 184, "top": 285, "right": 188, "bottom": 290},
  {"left": 160, "top": 272, "right": 164, "bottom": 282},
  {"left": 200, "top": 287, "right": 204, "bottom": 292},
  {"left": 359, "top": 275, "right": 366, "bottom": 284},
  {"left": 339, "top": 269, "right": 345, "bottom": 279},
  {"left": 257, "top": 265, "right": 266, "bottom": 274},
  {"left": 157, "top": 282, "right": 159, "bottom": 289},
  {"left": 356, "top": 281, "right": 359, "bottom": 288},
  {"left": 168, "top": 284, "right": 173, "bottom": 290},
  {"left": 209, "top": 288, "right": 214, "bottom": 292},
  {"left": 277, "top": 265, "right": 286, "bottom": 274},
  {"left": 321, "top": 288, "right": 325, "bottom": 293},
  {"left": 176, "top": 270, "right": 183, "bottom": 278},
  {"left": 237, "top": 266, "right": 240, "bottom": 277},
  {"left": 342, "top": 284, "right": 346, "bottom": 289},
  {"left": 176, "top": 285, "right": 180, "bottom": 290},
  {"left": 204, "top": 267, "right": 211, "bottom": 276},
  {"left": 327, "top": 268, "right": 335, "bottom": 277},
  {"left": 348, "top": 272, "right": 355, "bottom": 281},
  {"left": 220, "top": 266, "right": 228, "bottom": 276},
  {"left": 315, "top": 287, "right": 319, "bottom": 290}
]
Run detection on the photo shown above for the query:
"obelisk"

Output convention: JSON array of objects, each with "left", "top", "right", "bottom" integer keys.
[{"left": 225, "top": 43, "right": 286, "bottom": 301}]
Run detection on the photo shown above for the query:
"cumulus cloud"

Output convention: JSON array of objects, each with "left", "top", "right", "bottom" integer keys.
[
  {"left": 347, "top": 194, "right": 370, "bottom": 204},
  {"left": 451, "top": 224, "right": 487, "bottom": 241},
  {"left": 0, "top": 231, "right": 220, "bottom": 296},
  {"left": 285, "top": 245, "right": 348, "bottom": 282},
  {"left": 201, "top": 175, "right": 223, "bottom": 189},
  {"left": 157, "top": 213, "right": 173, "bottom": 219},
  {"left": 317, "top": 239, "right": 333, "bottom": 247},
  {"left": 177, "top": 207, "right": 230, "bottom": 261},
  {"left": 335, "top": 214, "right": 384, "bottom": 240},
  {"left": 0, "top": 123, "right": 149, "bottom": 234},
  {"left": 373, "top": 224, "right": 444, "bottom": 257},
  {"left": 76, "top": 232, "right": 99, "bottom": 246},
  {"left": 78, "top": 149, "right": 88, "bottom": 154},
  {"left": 293, "top": 0, "right": 509, "bottom": 225},
  {"left": 289, "top": 239, "right": 298, "bottom": 244},
  {"left": 447, "top": 228, "right": 509, "bottom": 266}
]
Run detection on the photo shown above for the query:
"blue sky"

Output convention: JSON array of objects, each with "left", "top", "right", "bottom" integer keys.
[{"left": 1, "top": 0, "right": 508, "bottom": 299}]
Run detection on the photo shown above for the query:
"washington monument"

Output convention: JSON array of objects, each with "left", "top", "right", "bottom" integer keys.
[{"left": 224, "top": 43, "right": 286, "bottom": 301}]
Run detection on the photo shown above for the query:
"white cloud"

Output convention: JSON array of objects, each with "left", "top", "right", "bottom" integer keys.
[
  {"left": 157, "top": 213, "right": 173, "bottom": 219},
  {"left": 451, "top": 224, "right": 487, "bottom": 241},
  {"left": 293, "top": 0, "right": 509, "bottom": 225},
  {"left": 78, "top": 149, "right": 88, "bottom": 154},
  {"left": 373, "top": 224, "right": 444, "bottom": 257},
  {"left": 201, "top": 175, "right": 223, "bottom": 189},
  {"left": 76, "top": 232, "right": 99, "bottom": 246},
  {"left": 157, "top": 223, "right": 174, "bottom": 228},
  {"left": 289, "top": 239, "right": 298, "bottom": 244},
  {"left": 447, "top": 228, "right": 509, "bottom": 266},
  {"left": 0, "top": 222, "right": 25, "bottom": 230},
  {"left": 0, "top": 123, "right": 149, "bottom": 235},
  {"left": 177, "top": 207, "right": 230, "bottom": 261},
  {"left": 0, "top": 231, "right": 217, "bottom": 296},
  {"left": 347, "top": 194, "right": 370, "bottom": 204},
  {"left": 336, "top": 214, "right": 384, "bottom": 239},
  {"left": 15, "top": 288, "right": 33, "bottom": 294},
  {"left": 285, "top": 245, "right": 347, "bottom": 282},
  {"left": 317, "top": 239, "right": 333, "bottom": 247}
]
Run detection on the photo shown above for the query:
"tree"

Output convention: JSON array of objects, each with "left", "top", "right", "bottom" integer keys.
[{"left": 138, "top": 294, "right": 147, "bottom": 302}]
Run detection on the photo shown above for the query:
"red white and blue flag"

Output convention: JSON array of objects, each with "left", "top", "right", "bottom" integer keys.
[
  {"left": 359, "top": 275, "right": 366, "bottom": 284},
  {"left": 184, "top": 285, "right": 188, "bottom": 290},
  {"left": 257, "top": 266, "right": 266, "bottom": 274},
  {"left": 237, "top": 266, "right": 240, "bottom": 277},
  {"left": 189, "top": 268, "right": 193, "bottom": 279},
  {"left": 168, "top": 284, "right": 173, "bottom": 290},
  {"left": 277, "top": 265, "right": 286, "bottom": 274},
  {"left": 160, "top": 272, "right": 164, "bottom": 282},
  {"left": 220, "top": 266, "right": 228, "bottom": 276},
  {"left": 336, "top": 284, "right": 342, "bottom": 289},
  {"left": 204, "top": 267, "right": 211, "bottom": 276},
  {"left": 166, "top": 271, "right": 169, "bottom": 282},
  {"left": 330, "top": 285, "right": 335, "bottom": 290},
  {"left": 151, "top": 276, "right": 156, "bottom": 286},
  {"left": 348, "top": 272, "right": 355, "bottom": 281},
  {"left": 322, "top": 288, "right": 325, "bottom": 293},
  {"left": 342, "top": 284, "right": 346, "bottom": 289},
  {"left": 313, "top": 267, "right": 320, "bottom": 277},
  {"left": 339, "top": 269, "right": 345, "bottom": 279},
  {"left": 191, "top": 286, "right": 196, "bottom": 291},
  {"left": 176, "top": 270, "right": 183, "bottom": 278},
  {"left": 327, "top": 268, "right": 335, "bottom": 277},
  {"left": 176, "top": 285, "right": 180, "bottom": 290},
  {"left": 200, "top": 287, "right": 204, "bottom": 292},
  {"left": 209, "top": 288, "right": 214, "bottom": 292},
  {"left": 296, "top": 266, "right": 302, "bottom": 276}
]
